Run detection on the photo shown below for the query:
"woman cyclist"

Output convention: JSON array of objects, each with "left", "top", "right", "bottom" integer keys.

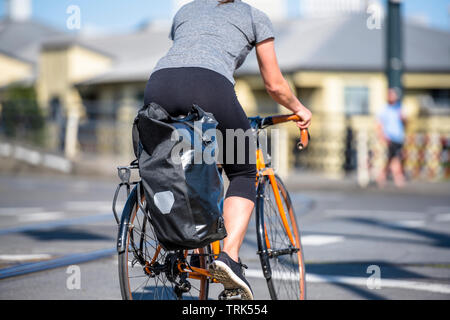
[{"left": 144, "top": 0, "right": 312, "bottom": 300}]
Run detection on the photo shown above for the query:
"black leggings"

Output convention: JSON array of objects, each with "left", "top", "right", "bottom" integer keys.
[{"left": 144, "top": 67, "right": 257, "bottom": 203}]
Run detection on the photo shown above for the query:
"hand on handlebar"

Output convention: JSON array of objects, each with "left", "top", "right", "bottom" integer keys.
[
  {"left": 260, "top": 112, "right": 311, "bottom": 150},
  {"left": 294, "top": 106, "right": 312, "bottom": 130}
]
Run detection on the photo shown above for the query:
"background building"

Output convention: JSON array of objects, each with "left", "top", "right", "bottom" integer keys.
[{"left": 0, "top": 0, "right": 449, "bottom": 181}]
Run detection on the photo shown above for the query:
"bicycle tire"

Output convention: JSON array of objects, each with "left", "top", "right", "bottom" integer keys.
[
  {"left": 255, "top": 175, "right": 306, "bottom": 300},
  {"left": 117, "top": 185, "right": 210, "bottom": 300}
]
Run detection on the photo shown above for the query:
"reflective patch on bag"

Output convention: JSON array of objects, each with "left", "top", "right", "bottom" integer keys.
[{"left": 153, "top": 191, "right": 175, "bottom": 214}]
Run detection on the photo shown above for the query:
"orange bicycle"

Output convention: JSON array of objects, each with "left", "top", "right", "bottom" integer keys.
[{"left": 112, "top": 113, "right": 309, "bottom": 300}]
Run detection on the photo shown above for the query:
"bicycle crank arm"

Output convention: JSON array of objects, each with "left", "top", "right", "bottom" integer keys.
[
  {"left": 269, "top": 247, "right": 300, "bottom": 258},
  {"left": 218, "top": 289, "right": 244, "bottom": 300},
  {"left": 258, "top": 247, "right": 299, "bottom": 258}
]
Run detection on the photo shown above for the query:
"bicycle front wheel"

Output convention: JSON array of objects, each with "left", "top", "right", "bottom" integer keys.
[
  {"left": 117, "top": 186, "right": 210, "bottom": 300},
  {"left": 256, "top": 175, "right": 306, "bottom": 300}
]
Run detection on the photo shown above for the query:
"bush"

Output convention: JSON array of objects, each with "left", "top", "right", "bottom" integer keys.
[{"left": 0, "top": 86, "right": 46, "bottom": 146}]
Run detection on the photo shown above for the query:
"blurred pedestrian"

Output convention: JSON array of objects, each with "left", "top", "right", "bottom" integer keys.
[{"left": 375, "top": 88, "right": 406, "bottom": 188}]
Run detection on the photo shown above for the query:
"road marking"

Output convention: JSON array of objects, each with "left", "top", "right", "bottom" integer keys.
[
  {"left": 64, "top": 201, "right": 114, "bottom": 211},
  {"left": 0, "top": 207, "right": 44, "bottom": 215},
  {"left": 17, "top": 212, "right": 65, "bottom": 223},
  {"left": 325, "top": 209, "right": 425, "bottom": 217},
  {"left": 325, "top": 209, "right": 430, "bottom": 229},
  {"left": 0, "top": 213, "right": 112, "bottom": 236},
  {"left": 245, "top": 269, "right": 450, "bottom": 295},
  {"left": 428, "top": 206, "right": 450, "bottom": 213},
  {"left": 301, "top": 235, "right": 344, "bottom": 246},
  {"left": 0, "top": 208, "right": 66, "bottom": 223},
  {"left": 434, "top": 213, "right": 450, "bottom": 222},
  {"left": 388, "top": 220, "right": 426, "bottom": 228},
  {"left": 0, "top": 254, "right": 53, "bottom": 262},
  {"left": 64, "top": 201, "right": 125, "bottom": 211},
  {"left": 306, "top": 274, "right": 450, "bottom": 295},
  {"left": 0, "top": 248, "right": 115, "bottom": 280},
  {"left": 1, "top": 248, "right": 450, "bottom": 296},
  {"left": 0, "top": 202, "right": 121, "bottom": 216}
]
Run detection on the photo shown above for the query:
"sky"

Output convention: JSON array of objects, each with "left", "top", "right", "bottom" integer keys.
[{"left": 0, "top": 0, "right": 449, "bottom": 34}]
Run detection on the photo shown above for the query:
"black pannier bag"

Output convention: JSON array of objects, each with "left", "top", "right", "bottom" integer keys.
[{"left": 132, "top": 102, "right": 227, "bottom": 251}]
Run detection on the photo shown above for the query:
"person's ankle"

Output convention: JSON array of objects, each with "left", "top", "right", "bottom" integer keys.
[{"left": 222, "top": 250, "right": 239, "bottom": 263}]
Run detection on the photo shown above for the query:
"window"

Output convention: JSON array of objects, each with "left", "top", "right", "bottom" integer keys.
[
  {"left": 430, "top": 89, "right": 450, "bottom": 109},
  {"left": 344, "top": 86, "right": 369, "bottom": 116}
]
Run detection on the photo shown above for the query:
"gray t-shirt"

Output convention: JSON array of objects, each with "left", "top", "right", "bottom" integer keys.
[{"left": 152, "top": 0, "right": 275, "bottom": 85}]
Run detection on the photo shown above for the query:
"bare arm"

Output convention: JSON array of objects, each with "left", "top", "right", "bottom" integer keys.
[{"left": 255, "top": 38, "right": 311, "bottom": 129}]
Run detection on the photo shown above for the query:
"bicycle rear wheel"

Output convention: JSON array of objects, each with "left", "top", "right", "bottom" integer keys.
[
  {"left": 118, "top": 186, "right": 210, "bottom": 300},
  {"left": 256, "top": 175, "right": 306, "bottom": 300}
]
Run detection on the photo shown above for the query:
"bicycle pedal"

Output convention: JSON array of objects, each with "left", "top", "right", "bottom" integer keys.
[{"left": 218, "top": 289, "right": 243, "bottom": 300}]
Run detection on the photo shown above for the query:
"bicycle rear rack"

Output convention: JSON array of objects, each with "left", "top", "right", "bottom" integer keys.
[{"left": 112, "top": 159, "right": 140, "bottom": 225}]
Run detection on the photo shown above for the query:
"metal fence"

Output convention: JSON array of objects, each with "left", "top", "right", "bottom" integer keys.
[{"left": 1, "top": 97, "right": 449, "bottom": 181}]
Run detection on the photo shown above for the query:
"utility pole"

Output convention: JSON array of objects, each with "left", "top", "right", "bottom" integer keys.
[{"left": 386, "top": 0, "right": 403, "bottom": 98}]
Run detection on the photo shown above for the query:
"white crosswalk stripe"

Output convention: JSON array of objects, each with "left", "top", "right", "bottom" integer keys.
[
  {"left": 245, "top": 269, "right": 450, "bottom": 295},
  {"left": 0, "top": 254, "right": 53, "bottom": 262},
  {"left": 301, "top": 235, "right": 345, "bottom": 246}
]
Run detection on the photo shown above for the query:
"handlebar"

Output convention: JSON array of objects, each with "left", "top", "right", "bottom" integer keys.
[
  {"left": 266, "top": 114, "right": 310, "bottom": 150},
  {"left": 297, "top": 127, "right": 310, "bottom": 150}
]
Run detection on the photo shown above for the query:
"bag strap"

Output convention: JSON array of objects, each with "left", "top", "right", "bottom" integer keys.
[{"left": 132, "top": 116, "right": 141, "bottom": 158}]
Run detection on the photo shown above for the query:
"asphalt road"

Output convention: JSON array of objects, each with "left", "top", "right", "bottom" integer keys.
[{"left": 0, "top": 173, "right": 449, "bottom": 300}]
